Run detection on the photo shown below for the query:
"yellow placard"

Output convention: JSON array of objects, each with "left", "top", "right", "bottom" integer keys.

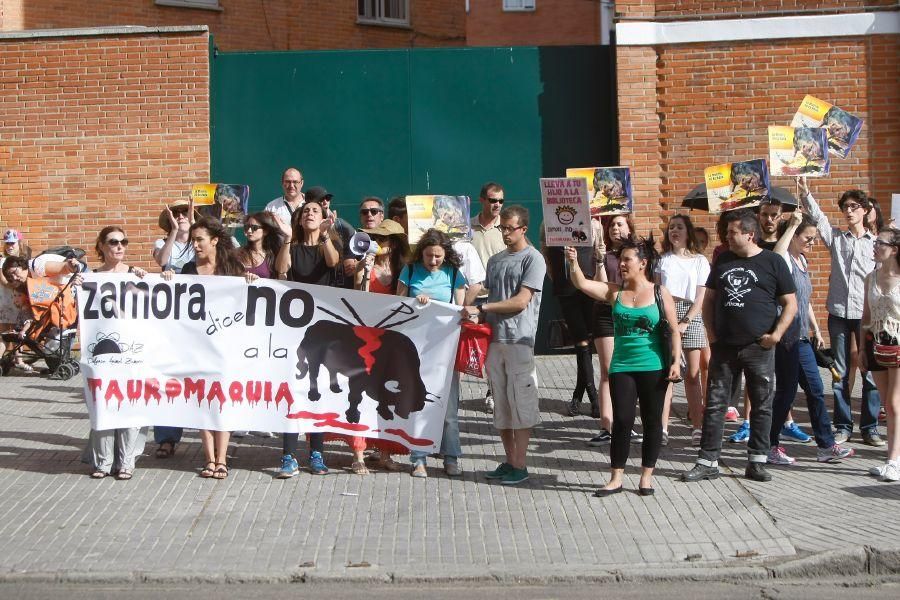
[{"left": 190, "top": 184, "right": 217, "bottom": 206}]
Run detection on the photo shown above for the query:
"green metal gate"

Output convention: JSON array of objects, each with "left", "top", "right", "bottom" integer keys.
[{"left": 210, "top": 43, "right": 617, "bottom": 352}]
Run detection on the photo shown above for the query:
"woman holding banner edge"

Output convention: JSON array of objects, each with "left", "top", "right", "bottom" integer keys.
[{"left": 162, "top": 216, "right": 257, "bottom": 479}]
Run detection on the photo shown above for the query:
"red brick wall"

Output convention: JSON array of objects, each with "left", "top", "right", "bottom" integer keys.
[
  {"left": 1, "top": 0, "right": 465, "bottom": 51},
  {"left": 466, "top": 0, "right": 600, "bottom": 46},
  {"left": 0, "top": 29, "right": 210, "bottom": 270},
  {"left": 615, "top": 0, "right": 900, "bottom": 334},
  {"left": 653, "top": 1, "right": 897, "bottom": 18}
]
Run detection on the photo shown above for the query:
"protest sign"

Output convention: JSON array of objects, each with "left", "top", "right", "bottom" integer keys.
[
  {"left": 892, "top": 194, "right": 900, "bottom": 224},
  {"left": 768, "top": 126, "right": 830, "bottom": 177},
  {"left": 540, "top": 177, "right": 592, "bottom": 246},
  {"left": 790, "top": 95, "right": 863, "bottom": 159},
  {"left": 566, "top": 167, "right": 633, "bottom": 216},
  {"left": 191, "top": 184, "right": 250, "bottom": 230},
  {"left": 704, "top": 159, "right": 770, "bottom": 214},
  {"left": 405, "top": 195, "right": 471, "bottom": 245},
  {"left": 77, "top": 273, "right": 460, "bottom": 452}
]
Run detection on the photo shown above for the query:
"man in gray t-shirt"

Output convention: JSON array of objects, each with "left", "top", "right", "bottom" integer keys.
[{"left": 461, "top": 205, "right": 545, "bottom": 486}]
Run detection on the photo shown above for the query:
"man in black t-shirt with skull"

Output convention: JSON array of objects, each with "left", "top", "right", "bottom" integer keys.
[{"left": 682, "top": 209, "right": 798, "bottom": 483}]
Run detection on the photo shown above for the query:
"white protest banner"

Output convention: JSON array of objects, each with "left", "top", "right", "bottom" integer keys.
[
  {"left": 540, "top": 177, "right": 592, "bottom": 247},
  {"left": 77, "top": 273, "right": 461, "bottom": 452}
]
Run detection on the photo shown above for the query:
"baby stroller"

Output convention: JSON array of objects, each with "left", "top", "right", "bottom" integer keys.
[{"left": 0, "top": 275, "right": 80, "bottom": 380}]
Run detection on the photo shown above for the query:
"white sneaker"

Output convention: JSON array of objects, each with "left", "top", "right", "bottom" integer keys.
[
  {"left": 691, "top": 429, "right": 703, "bottom": 447},
  {"left": 767, "top": 446, "right": 796, "bottom": 465},
  {"left": 881, "top": 462, "right": 900, "bottom": 482},
  {"left": 869, "top": 463, "right": 889, "bottom": 477}
]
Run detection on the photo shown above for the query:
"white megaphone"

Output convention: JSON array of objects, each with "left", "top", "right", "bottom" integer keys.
[{"left": 349, "top": 231, "right": 380, "bottom": 258}]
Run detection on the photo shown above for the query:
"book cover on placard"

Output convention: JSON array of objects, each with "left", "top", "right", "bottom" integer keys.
[
  {"left": 191, "top": 183, "right": 250, "bottom": 229},
  {"left": 790, "top": 95, "right": 863, "bottom": 159},
  {"left": 768, "top": 126, "right": 830, "bottom": 177},
  {"left": 540, "top": 177, "right": 592, "bottom": 247},
  {"left": 704, "top": 159, "right": 770, "bottom": 214},
  {"left": 405, "top": 195, "right": 471, "bottom": 245},
  {"left": 565, "top": 167, "right": 633, "bottom": 216}
]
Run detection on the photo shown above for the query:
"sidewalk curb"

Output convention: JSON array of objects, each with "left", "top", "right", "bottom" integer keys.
[{"left": 2, "top": 545, "right": 899, "bottom": 585}]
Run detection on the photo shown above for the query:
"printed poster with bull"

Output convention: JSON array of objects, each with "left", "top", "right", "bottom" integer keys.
[
  {"left": 540, "top": 177, "right": 592, "bottom": 247},
  {"left": 76, "top": 273, "right": 461, "bottom": 452}
]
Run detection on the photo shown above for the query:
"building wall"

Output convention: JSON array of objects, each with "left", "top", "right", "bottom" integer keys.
[
  {"left": 0, "top": 0, "right": 465, "bottom": 51},
  {"left": 616, "top": 0, "right": 900, "bottom": 336},
  {"left": 653, "top": 1, "right": 897, "bottom": 18},
  {"left": 0, "top": 28, "right": 211, "bottom": 270},
  {"left": 465, "top": 0, "right": 601, "bottom": 46}
]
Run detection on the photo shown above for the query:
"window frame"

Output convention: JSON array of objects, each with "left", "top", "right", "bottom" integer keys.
[
  {"left": 357, "top": 0, "right": 410, "bottom": 28},
  {"left": 155, "top": 0, "right": 223, "bottom": 12},
  {"left": 502, "top": 0, "right": 536, "bottom": 12}
]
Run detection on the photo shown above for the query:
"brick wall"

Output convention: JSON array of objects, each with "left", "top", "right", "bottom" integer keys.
[
  {"left": 615, "top": 0, "right": 900, "bottom": 336},
  {"left": 652, "top": 1, "right": 897, "bottom": 18},
  {"left": 0, "top": 28, "right": 210, "bottom": 270},
  {"left": 466, "top": 0, "right": 600, "bottom": 46},
  {"left": 0, "top": 0, "right": 465, "bottom": 51}
]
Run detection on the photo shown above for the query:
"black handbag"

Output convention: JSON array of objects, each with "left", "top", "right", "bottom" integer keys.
[
  {"left": 548, "top": 319, "right": 573, "bottom": 350},
  {"left": 654, "top": 284, "right": 674, "bottom": 369}
]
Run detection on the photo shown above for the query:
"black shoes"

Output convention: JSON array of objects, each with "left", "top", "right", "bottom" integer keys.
[
  {"left": 745, "top": 462, "right": 772, "bottom": 482},
  {"left": 567, "top": 396, "right": 581, "bottom": 416},
  {"left": 681, "top": 464, "right": 720, "bottom": 482},
  {"left": 638, "top": 487, "right": 655, "bottom": 496},
  {"left": 592, "top": 486, "right": 623, "bottom": 498}
]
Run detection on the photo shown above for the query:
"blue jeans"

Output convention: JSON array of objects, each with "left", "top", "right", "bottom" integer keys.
[
  {"left": 770, "top": 339, "right": 835, "bottom": 449},
  {"left": 699, "top": 342, "right": 775, "bottom": 464},
  {"left": 828, "top": 314, "right": 881, "bottom": 435},
  {"left": 412, "top": 372, "right": 461, "bottom": 463},
  {"left": 153, "top": 426, "right": 182, "bottom": 444}
]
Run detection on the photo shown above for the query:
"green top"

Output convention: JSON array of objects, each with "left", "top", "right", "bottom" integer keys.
[{"left": 609, "top": 293, "right": 666, "bottom": 374}]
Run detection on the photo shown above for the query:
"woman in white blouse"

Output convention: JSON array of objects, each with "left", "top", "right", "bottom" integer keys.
[{"left": 656, "top": 215, "right": 711, "bottom": 446}]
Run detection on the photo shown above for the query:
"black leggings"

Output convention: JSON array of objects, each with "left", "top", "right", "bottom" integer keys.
[
  {"left": 283, "top": 432, "right": 324, "bottom": 456},
  {"left": 609, "top": 370, "right": 667, "bottom": 469}
]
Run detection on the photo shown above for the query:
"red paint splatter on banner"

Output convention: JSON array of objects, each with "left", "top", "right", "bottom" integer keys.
[
  {"left": 287, "top": 411, "right": 340, "bottom": 420},
  {"left": 383, "top": 428, "right": 433, "bottom": 447},
  {"left": 313, "top": 418, "right": 369, "bottom": 432},
  {"left": 353, "top": 326, "right": 385, "bottom": 374}
]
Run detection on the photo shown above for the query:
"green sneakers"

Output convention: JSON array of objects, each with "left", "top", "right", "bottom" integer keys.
[
  {"left": 500, "top": 467, "right": 529, "bottom": 485},
  {"left": 484, "top": 462, "right": 513, "bottom": 479}
]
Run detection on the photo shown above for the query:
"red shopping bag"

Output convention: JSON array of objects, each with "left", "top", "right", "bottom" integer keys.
[{"left": 455, "top": 322, "right": 492, "bottom": 378}]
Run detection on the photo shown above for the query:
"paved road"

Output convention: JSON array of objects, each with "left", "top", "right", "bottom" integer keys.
[{"left": 0, "top": 355, "right": 898, "bottom": 582}]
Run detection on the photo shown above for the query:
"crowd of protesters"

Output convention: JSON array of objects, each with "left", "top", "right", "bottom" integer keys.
[{"left": 1, "top": 167, "right": 898, "bottom": 493}]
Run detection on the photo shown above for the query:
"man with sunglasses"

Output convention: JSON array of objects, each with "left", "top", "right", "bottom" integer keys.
[
  {"left": 358, "top": 197, "right": 385, "bottom": 230},
  {"left": 799, "top": 178, "right": 883, "bottom": 447},
  {"left": 265, "top": 167, "right": 305, "bottom": 237}
]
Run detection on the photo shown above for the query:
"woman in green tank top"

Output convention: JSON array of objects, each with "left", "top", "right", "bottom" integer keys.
[{"left": 565, "top": 238, "right": 681, "bottom": 497}]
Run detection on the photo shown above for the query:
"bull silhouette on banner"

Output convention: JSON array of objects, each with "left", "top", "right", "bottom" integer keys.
[{"left": 295, "top": 298, "right": 439, "bottom": 424}]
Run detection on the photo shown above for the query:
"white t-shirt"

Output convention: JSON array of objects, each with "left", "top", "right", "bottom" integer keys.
[
  {"left": 153, "top": 239, "right": 195, "bottom": 273},
  {"left": 453, "top": 240, "right": 486, "bottom": 287},
  {"left": 264, "top": 196, "right": 304, "bottom": 226},
  {"left": 657, "top": 252, "right": 710, "bottom": 302}
]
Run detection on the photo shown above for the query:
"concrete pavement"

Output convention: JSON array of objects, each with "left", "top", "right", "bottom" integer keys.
[{"left": 0, "top": 355, "right": 898, "bottom": 583}]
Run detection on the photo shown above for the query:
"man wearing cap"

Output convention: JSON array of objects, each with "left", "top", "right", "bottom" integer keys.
[
  {"left": 265, "top": 167, "right": 305, "bottom": 238},
  {"left": 308, "top": 186, "right": 357, "bottom": 289}
]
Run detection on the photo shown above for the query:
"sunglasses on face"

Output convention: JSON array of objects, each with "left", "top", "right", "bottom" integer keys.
[
  {"left": 172, "top": 208, "right": 189, "bottom": 216},
  {"left": 488, "top": 198, "right": 504, "bottom": 205},
  {"left": 874, "top": 239, "right": 897, "bottom": 248},
  {"left": 841, "top": 203, "right": 863, "bottom": 212},
  {"left": 244, "top": 224, "right": 262, "bottom": 233},
  {"left": 360, "top": 208, "right": 383, "bottom": 216},
  {"left": 106, "top": 238, "right": 129, "bottom": 247}
]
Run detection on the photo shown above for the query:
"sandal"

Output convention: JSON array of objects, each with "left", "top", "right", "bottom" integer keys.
[
  {"left": 116, "top": 469, "right": 133, "bottom": 481},
  {"left": 155, "top": 442, "right": 176, "bottom": 459},
  {"left": 350, "top": 461, "right": 370, "bottom": 475},
  {"left": 15, "top": 362, "right": 35, "bottom": 374},
  {"left": 200, "top": 462, "right": 216, "bottom": 478},
  {"left": 213, "top": 463, "right": 229, "bottom": 479},
  {"left": 90, "top": 470, "right": 108, "bottom": 479}
]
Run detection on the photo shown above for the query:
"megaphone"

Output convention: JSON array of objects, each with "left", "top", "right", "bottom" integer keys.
[{"left": 349, "top": 232, "right": 380, "bottom": 258}]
